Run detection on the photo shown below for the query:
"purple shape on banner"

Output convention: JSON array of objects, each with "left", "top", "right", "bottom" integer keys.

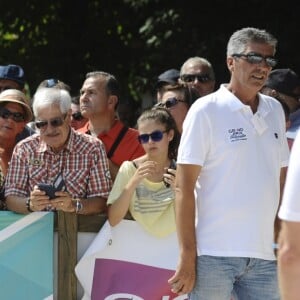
[{"left": 91, "top": 258, "right": 178, "bottom": 300}]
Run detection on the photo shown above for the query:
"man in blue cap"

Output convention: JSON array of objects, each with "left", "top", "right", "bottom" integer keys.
[
  {"left": 155, "top": 68, "right": 180, "bottom": 101},
  {"left": 0, "top": 64, "right": 35, "bottom": 140},
  {"left": 0, "top": 64, "right": 25, "bottom": 92}
]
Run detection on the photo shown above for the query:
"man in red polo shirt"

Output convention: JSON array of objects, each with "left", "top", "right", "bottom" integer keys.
[{"left": 78, "top": 71, "right": 145, "bottom": 181}]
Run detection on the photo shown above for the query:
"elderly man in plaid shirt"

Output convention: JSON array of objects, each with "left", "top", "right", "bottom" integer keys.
[{"left": 5, "top": 87, "right": 112, "bottom": 215}]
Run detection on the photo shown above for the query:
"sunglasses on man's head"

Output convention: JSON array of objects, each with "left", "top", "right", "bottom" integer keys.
[
  {"left": 156, "top": 97, "right": 186, "bottom": 109},
  {"left": 35, "top": 114, "right": 66, "bottom": 130},
  {"left": 232, "top": 52, "right": 277, "bottom": 68},
  {"left": 72, "top": 111, "right": 84, "bottom": 121},
  {"left": 0, "top": 107, "right": 25, "bottom": 122},
  {"left": 138, "top": 130, "right": 168, "bottom": 144},
  {"left": 180, "top": 73, "right": 211, "bottom": 83},
  {"left": 46, "top": 78, "right": 59, "bottom": 88}
]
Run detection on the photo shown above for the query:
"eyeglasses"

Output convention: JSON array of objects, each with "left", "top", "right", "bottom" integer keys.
[
  {"left": 35, "top": 114, "right": 67, "bottom": 130},
  {"left": 155, "top": 97, "right": 186, "bottom": 109},
  {"left": 72, "top": 111, "right": 84, "bottom": 121},
  {"left": 46, "top": 78, "right": 59, "bottom": 88},
  {"left": 138, "top": 130, "right": 168, "bottom": 144},
  {"left": 232, "top": 52, "right": 277, "bottom": 68},
  {"left": 180, "top": 73, "right": 211, "bottom": 83},
  {"left": 0, "top": 107, "right": 25, "bottom": 122}
]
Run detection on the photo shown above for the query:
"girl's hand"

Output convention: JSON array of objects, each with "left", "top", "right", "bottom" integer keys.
[{"left": 132, "top": 160, "right": 157, "bottom": 185}]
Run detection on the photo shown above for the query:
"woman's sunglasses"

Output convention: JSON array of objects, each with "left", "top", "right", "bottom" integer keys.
[
  {"left": 72, "top": 111, "right": 84, "bottom": 121},
  {"left": 35, "top": 114, "right": 66, "bottom": 130},
  {"left": 156, "top": 97, "right": 186, "bottom": 109},
  {"left": 138, "top": 130, "right": 167, "bottom": 144},
  {"left": 0, "top": 107, "right": 25, "bottom": 123}
]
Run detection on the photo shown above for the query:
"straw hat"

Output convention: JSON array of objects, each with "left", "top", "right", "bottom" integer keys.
[{"left": 0, "top": 89, "right": 33, "bottom": 122}]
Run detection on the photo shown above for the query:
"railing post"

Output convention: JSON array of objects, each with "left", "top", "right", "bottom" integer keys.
[{"left": 57, "top": 211, "right": 78, "bottom": 300}]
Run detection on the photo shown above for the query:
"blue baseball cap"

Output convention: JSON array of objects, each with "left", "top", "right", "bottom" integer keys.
[
  {"left": 156, "top": 69, "right": 180, "bottom": 89},
  {"left": 0, "top": 64, "right": 25, "bottom": 88}
]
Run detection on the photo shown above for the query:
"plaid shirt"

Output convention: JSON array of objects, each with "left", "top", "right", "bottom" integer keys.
[{"left": 5, "top": 129, "right": 112, "bottom": 199}]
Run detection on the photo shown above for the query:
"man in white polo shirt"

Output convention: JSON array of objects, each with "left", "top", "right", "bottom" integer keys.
[{"left": 169, "top": 27, "right": 289, "bottom": 300}]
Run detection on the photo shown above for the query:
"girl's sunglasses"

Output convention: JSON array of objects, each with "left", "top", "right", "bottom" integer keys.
[{"left": 138, "top": 130, "right": 167, "bottom": 144}]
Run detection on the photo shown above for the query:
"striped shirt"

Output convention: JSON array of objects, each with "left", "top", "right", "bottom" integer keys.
[{"left": 5, "top": 129, "right": 112, "bottom": 199}]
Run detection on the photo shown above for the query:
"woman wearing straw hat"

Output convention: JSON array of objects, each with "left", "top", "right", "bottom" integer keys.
[{"left": 0, "top": 89, "right": 33, "bottom": 209}]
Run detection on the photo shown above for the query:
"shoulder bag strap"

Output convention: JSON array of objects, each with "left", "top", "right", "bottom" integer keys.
[{"left": 107, "top": 126, "right": 129, "bottom": 159}]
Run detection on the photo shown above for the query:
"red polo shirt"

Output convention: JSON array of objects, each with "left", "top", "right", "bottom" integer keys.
[{"left": 77, "top": 120, "right": 145, "bottom": 166}]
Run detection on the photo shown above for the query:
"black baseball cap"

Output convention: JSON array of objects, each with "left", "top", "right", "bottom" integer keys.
[{"left": 265, "top": 68, "right": 300, "bottom": 98}]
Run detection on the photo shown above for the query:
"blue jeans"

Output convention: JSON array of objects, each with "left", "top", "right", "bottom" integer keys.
[{"left": 189, "top": 255, "right": 279, "bottom": 300}]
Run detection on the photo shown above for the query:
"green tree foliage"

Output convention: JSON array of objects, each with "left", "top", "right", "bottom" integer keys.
[{"left": 0, "top": 0, "right": 299, "bottom": 107}]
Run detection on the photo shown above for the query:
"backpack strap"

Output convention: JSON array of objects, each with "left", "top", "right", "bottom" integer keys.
[{"left": 107, "top": 126, "right": 129, "bottom": 159}]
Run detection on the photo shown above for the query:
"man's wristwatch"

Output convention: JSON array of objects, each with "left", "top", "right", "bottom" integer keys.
[
  {"left": 26, "top": 197, "right": 33, "bottom": 212},
  {"left": 73, "top": 198, "right": 83, "bottom": 214}
]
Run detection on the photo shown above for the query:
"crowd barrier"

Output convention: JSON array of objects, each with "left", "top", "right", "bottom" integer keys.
[
  {"left": 2, "top": 211, "right": 179, "bottom": 299},
  {"left": 55, "top": 211, "right": 107, "bottom": 300}
]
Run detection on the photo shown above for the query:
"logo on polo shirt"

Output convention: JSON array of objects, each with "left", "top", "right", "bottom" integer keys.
[{"left": 228, "top": 128, "right": 247, "bottom": 142}]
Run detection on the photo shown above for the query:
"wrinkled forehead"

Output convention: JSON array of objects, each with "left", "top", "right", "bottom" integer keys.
[
  {"left": 82, "top": 77, "right": 106, "bottom": 90},
  {"left": 36, "top": 102, "right": 62, "bottom": 118},
  {"left": 161, "top": 90, "right": 183, "bottom": 101},
  {"left": 182, "top": 63, "right": 210, "bottom": 75}
]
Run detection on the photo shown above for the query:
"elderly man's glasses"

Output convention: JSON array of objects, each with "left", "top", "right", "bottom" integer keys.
[
  {"left": 232, "top": 53, "right": 277, "bottom": 68},
  {"left": 35, "top": 114, "right": 67, "bottom": 130},
  {"left": 181, "top": 74, "right": 211, "bottom": 83},
  {"left": 156, "top": 97, "right": 186, "bottom": 109},
  {"left": 138, "top": 130, "right": 167, "bottom": 144},
  {"left": 72, "top": 111, "right": 84, "bottom": 121},
  {"left": 0, "top": 107, "right": 25, "bottom": 122}
]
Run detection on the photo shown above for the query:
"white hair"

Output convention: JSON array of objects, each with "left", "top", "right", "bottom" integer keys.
[{"left": 32, "top": 87, "right": 71, "bottom": 117}]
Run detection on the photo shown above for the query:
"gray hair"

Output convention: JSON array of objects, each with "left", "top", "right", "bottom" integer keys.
[
  {"left": 227, "top": 27, "right": 278, "bottom": 57},
  {"left": 180, "top": 56, "right": 215, "bottom": 80},
  {"left": 32, "top": 87, "right": 71, "bottom": 117}
]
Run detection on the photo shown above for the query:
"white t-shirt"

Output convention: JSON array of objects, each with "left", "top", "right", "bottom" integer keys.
[
  {"left": 178, "top": 84, "right": 290, "bottom": 260},
  {"left": 279, "top": 130, "right": 300, "bottom": 221}
]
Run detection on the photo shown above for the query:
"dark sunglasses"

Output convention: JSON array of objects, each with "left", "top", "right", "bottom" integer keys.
[
  {"left": 156, "top": 97, "right": 186, "bottom": 109},
  {"left": 72, "top": 111, "right": 84, "bottom": 121},
  {"left": 0, "top": 107, "right": 25, "bottom": 122},
  {"left": 232, "top": 52, "right": 277, "bottom": 68},
  {"left": 180, "top": 73, "right": 211, "bottom": 83},
  {"left": 35, "top": 114, "right": 66, "bottom": 130},
  {"left": 138, "top": 130, "right": 167, "bottom": 144},
  {"left": 46, "top": 78, "right": 59, "bottom": 88}
]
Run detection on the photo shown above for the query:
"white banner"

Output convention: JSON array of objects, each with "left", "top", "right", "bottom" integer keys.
[{"left": 75, "top": 219, "right": 188, "bottom": 300}]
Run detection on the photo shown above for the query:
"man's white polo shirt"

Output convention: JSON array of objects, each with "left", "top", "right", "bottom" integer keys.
[{"left": 178, "top": 84, "right": 290, "bottom": 260}]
